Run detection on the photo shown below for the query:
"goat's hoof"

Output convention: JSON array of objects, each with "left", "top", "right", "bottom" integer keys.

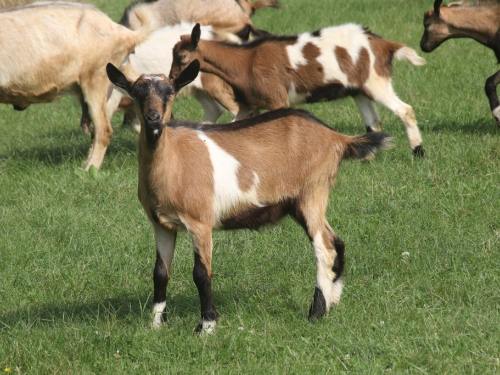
[
  {"left": 13, "top": 104, "right": 27, "bottom": 111},
  {"left": 308, "top": 287, "right": 327, "bottom": 321},
  {"left": 196, "top": 320, "right": 217, "bottom": 335},
  {"left": 413, "top": 145, "right": 425, "bottom": 157}
]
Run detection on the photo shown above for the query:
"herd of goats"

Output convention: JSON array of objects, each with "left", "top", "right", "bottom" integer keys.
[{"left": 1, "top": 0, "right": 499, "bottom": 332}]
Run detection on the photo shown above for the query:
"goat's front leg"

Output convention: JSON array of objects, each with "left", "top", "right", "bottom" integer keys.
[
  {"left": 484, "top": 69, "right": 500, "bottom": 125},
  {"left": 152, "top": 225, "right": 177, "bottom": 329},
  {"left": 189, "top": 224, "right": 218, "bottom": 334}
]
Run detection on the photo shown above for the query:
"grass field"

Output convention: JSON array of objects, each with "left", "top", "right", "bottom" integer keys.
[{"left": 1, "top": 0, "right": 500, "bottom": 373}]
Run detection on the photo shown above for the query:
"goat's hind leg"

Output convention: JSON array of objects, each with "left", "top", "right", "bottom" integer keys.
[
  {"left": 354, "top": 94, "right": 382, "bottom": 133},
  {"left": 308, "top": 223, "right": 345, "bottom": 321},
  {"left": 293, "top": 192, "right": 345, "bottom": 320},
  {"left": 484, "top": 69, "right": 500, "bottom": 125},
  {"left": 152, "top": 225, "right": 177, "bottom": 329}
]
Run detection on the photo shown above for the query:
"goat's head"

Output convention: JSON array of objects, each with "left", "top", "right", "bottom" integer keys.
[
  {"left": 170, "top": 23, "right": 202, "bottom": 81},
  {"left": 421, "top": 0, "right": 456, "bottom": 52},
  {"left": 106, "top": 60, "right": 200, "bottom": 136}
]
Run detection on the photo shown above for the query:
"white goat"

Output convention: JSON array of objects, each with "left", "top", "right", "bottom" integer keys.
[
  {"left": 0, "top": 1, "right": 156, "bottom": 170},
  {"left": 107, "top": 59, "right": 392, "bottom": 333}
]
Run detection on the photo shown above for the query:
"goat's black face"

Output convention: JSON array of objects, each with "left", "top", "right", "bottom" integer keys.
[
  {"left": 106, "top": 61, "right": 200, "bottom": 143},
  {"left": 132, "top": 76, "right": 175, "bottom": 130}
]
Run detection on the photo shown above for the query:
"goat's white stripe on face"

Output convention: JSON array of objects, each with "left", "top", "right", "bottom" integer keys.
[
  {"left": 197, "top": 132, "right": 261, "bottom": 225},
  {"left": 143, "top": 75, "right": 165, "bottom": 82}
]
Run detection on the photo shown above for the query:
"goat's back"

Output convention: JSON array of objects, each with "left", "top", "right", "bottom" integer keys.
[
  {"left": 0, "top": 2, "right": 145, "bottom": 101},
  {"left": 123, "top": 0, "right": 252, "bottom": 32}
]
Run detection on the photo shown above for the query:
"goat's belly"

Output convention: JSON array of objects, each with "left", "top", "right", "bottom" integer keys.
[{"left": 219, "top": 199, "right": 294, "bottom": 231}]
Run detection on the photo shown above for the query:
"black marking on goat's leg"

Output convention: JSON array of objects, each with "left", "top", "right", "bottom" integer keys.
[
  {"left": 193, "top": 252, "right": 218, "bottom": 333},
  {"left": 80, "top": 100, "right": 91, "bottom": 135},
  {"left": 309, "top": 287, "right": 327, "bottom": 321},
  {"left": 152, "top": 251, "right": 168, "bottom": 324},
  {"left": 485, "top": 69, "right": 500, "bottom": 125},
  {"left": 332, "top": 235, "right": 345, "bottom": 283}
]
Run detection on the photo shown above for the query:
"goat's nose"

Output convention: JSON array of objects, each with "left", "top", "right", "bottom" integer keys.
[
  {"left": 146, "top": 110, "right": 160, "bottom": 122},
  {"left": 168, "top": 74, "right": 174, "bottom": 80}
]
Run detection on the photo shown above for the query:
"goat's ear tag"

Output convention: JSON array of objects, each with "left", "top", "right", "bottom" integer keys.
[
  {"left": 106, "top": 63, "right": 132, "bottom": 93},
  {"left": 173, "top": 59, "right": 200, "bottom": 93}
]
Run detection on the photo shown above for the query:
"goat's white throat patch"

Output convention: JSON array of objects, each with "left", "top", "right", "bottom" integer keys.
[{"left": 197, "top": 132, "right": 262, "bottom": 225}]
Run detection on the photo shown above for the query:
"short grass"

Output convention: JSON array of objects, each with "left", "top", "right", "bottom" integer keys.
[{"left": 1, "top": 0, "right": 500, "bottom": 373}]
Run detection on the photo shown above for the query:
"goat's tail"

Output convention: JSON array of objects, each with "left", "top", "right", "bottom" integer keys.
[
  {"left": 344, "top": 132, "right": 393, "bottom": 161},
  {"left": 394, "top": 46, "right": 427, "bottom": 66},
  {"left": 127, "top": 3, "right": 159, "bottom": 45}
]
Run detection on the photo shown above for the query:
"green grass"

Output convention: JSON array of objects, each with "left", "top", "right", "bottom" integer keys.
[{"left": 1, "top": 0, "right": 500, "bottom": 373}]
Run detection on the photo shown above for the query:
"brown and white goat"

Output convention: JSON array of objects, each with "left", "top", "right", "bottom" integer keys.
[
  {"left": 421, "top": 0, "right": 500, "bottom": 124},
  {"left": 0, "top": 1, "right": 156, "bottom": 170},
  {"left": 107, "top": 59, "right": 391, "bottom": 333},
  {"left": 121, "top": 0, "right": 278, "bottom": 38},
  {"left": 170, "top": 24, "right": 426, "bottom": 156}
]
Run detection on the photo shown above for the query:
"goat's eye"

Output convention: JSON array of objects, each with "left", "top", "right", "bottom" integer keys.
[{"left": 178, "top": 54, "right": 187, "bottom": 62}]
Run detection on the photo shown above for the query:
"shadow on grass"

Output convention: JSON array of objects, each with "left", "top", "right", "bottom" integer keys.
[
  {"left": 424, "top": 118, "right": 500, "bottom": 136},
  {"left": 0, "top": 127, "right": 138, "bottom": 168},
  {"left": 0, "top": 287, "right": 303, "bottom": 329}
]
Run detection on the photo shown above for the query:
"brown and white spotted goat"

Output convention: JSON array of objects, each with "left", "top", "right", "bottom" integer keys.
[
  {"left": 170, "top": 23, "right": 426, "bottom": 156},
  {"left": 107, "top": 60, "right": 391, "bottom": 333},
  {"left": 421, "top": 0, "right": 500, "bottom": 124}
]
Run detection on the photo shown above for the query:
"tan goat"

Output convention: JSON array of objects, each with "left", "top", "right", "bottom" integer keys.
[
  {"left": 107, "top": 59, "right": 391, "bottom": 333},
  {"left": 421, "top": 0, "right": 500, "bottom": 124},
  {"left": 170, "top": 23, "right": 426, "bottom": 156},
  {"left": 0, "top": 1, "right": 156, "bottom": 170},
  {"left": 121, "top": 0, "right": 279, "bottom": 37}
]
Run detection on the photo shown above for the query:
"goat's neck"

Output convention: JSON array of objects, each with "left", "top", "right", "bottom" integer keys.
[
  {"left": 197, "top": 40, "right": 248, "bottom": 88},
  {"left": 138, "top": 124, "right": 171, "bottom": 179},
  {"left": 445, "top": 7, "right": 500, "bottom": 51}
]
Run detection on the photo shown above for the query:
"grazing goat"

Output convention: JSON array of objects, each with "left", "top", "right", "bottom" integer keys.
[
  {"left": 0, "top": 1, "right": 156, "bottom": 170},
  {"left": 121, "top": 0, "right": 279, "bottom": 37},
  {"left": 170, "top": 23, "right": 426, "bottom": 156},
  {"left": 421, "top": 0, "right": 500, "bottom": 124},
  {"left": 107, "top": 59, "right": 392, "bottom": 333}
]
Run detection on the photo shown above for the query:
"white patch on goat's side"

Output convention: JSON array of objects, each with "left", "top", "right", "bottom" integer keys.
[
  {"left": 288, "top": 82, "right": 308, "bottom": 106},
  {"left": 312, "top": 24, "right": 374, "bottom": 85},
  {"left": 286, "top": 32, "right": 316, "bottom": 69},
  {"left": 312, "top": 231, "right": 340, "bottom": 311},
  {"left": 152, "top": 301, "right": 167, "bottom": 329},
  {"left": 197, "top": 132, "right": 262, "bottom": 226}
]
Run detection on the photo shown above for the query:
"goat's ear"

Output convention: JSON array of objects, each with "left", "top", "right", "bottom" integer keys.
[
  {"left": 173, "top": 59, "right": 200, "bottom": 93},
  {"left": 106, "top": 63, "right": 132, "bottom": 93},
  {"left": 191, "top": 23, "right": 201, "bottom": 48},
  {"left": 433, "top": 0, "right": 442, "bottom": 16}
]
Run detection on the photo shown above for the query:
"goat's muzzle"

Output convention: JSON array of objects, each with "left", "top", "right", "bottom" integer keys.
[{"left": 146, "top": 110, "right": 160, "bottom": 123}]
